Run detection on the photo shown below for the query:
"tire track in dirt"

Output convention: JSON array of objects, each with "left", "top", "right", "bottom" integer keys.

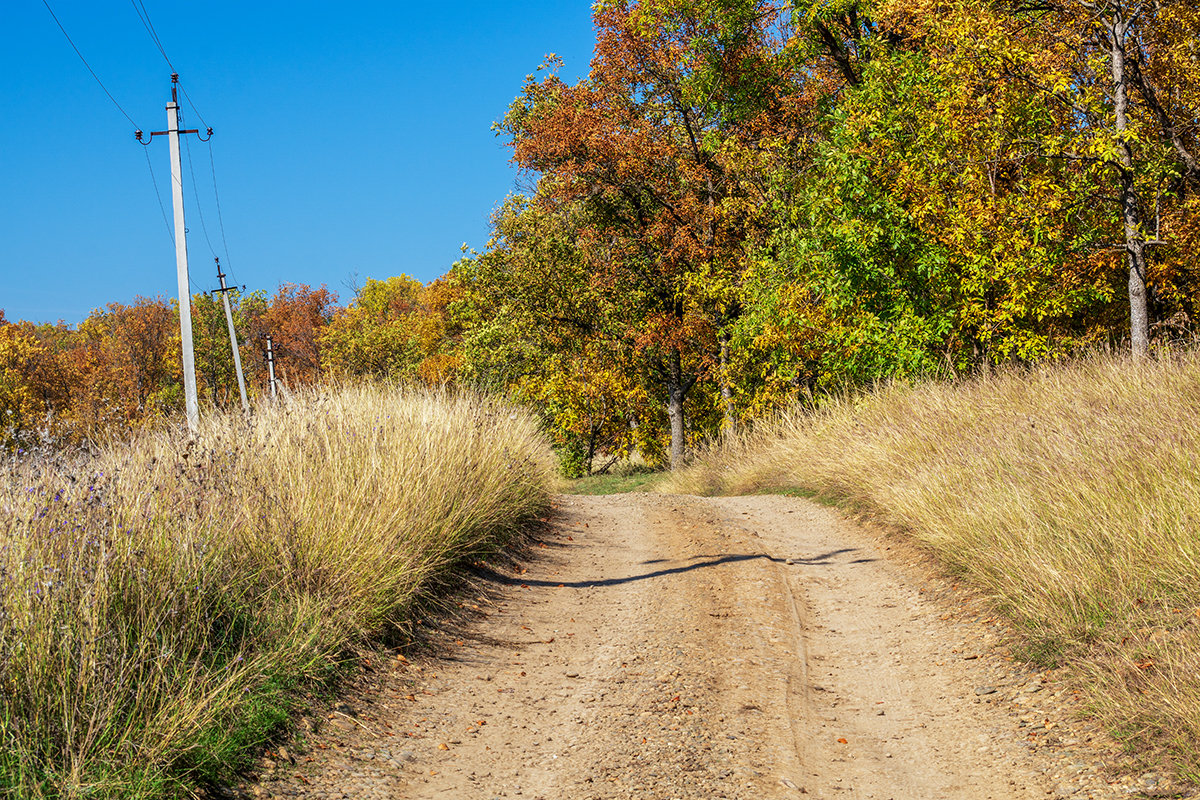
[{"left": 244, "top": 493, "right": 1129, "bottom": 800}]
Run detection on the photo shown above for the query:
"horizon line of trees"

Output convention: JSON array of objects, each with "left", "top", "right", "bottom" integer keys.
[{"left": 5, "top": 0, "right": 1199, "bottom": 471}]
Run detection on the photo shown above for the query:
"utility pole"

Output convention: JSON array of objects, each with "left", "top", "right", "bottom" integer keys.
[
  {"left": 264, "top": 335, "right": 279, "bottom": 401},
  {"left": 211, "top": 258, "right": 250, "bottom": 414},
  {"left": 137, "top": 74, "right": 212, "bottom": 434}
]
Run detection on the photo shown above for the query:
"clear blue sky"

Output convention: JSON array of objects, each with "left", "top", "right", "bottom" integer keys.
[{"left": 1, "top": 1, "right": 594, "bottom": 324}]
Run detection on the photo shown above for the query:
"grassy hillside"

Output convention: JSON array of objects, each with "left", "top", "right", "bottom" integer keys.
[
  {"left": 0, "top": 384, "right": 557, "bottom": 798},
  {"left": 666, "top": 351, "right": 1200, "bottom": 777}
]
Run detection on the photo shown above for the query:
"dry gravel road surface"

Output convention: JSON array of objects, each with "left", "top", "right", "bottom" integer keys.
[{"left": 247, "top": 493, "right": 1139, "bottom": 800}]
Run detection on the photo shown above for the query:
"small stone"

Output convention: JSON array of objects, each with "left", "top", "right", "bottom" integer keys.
[
  {"left": 278, "top": 746, "right": 294, "bottom": 764},
  {"left": 975, "top": 686, "right": 997, "bottom": 695},
  {"left": 785, "top": 558, "right": 795, "bottom": 565},
  {"left": 1053, "top": 782, "right": 1078, "bottom": 797}
]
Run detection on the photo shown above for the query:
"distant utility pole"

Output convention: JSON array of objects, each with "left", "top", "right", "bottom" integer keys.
[
  {"left": 137, "top": 73, "right": 213, "bottom": 434},
  {"left": 211, "top": 257, "right": 249, "bottom": 414},
  {"left": 264, "top": 335, "right": 279, "bottom": 401}
]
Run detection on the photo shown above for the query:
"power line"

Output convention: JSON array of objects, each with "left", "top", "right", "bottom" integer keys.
[
  {"left": 183, "top": 134, "right": 218, "bottom": 259},
  {"left": 207, "top": 141, "right": 239, "bottom": 282},
  {"left": 126, "top": 5, "right": 231, "bottom": 301},
  {"left": 128, "top": 0, "right": 210, "bottom": 129},
  {"left": 41, "top": 0, "right": 141, "bottom": 130},
  {"left": 130, "top": 0, "right": 174, "bottom": 71},
  {"left": 142, "top": 146, "right": 175, "bottom": 246},
  {"left": 177, "top": 81, "right": 210, "bottom": 130}
]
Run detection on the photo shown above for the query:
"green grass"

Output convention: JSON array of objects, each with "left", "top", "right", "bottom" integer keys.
[{"left": 568, "top": 470, "right": 668, "bottom": 495}]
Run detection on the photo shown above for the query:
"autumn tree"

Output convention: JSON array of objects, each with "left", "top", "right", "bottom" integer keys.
[
  {"left": 878, "top": 0, "right": 1200, "bottom": 357},
  {"left": 503, "top": 0, "right": 797, "bottom": 466},
  {"left": 191, "top": 290, "right": 249, "bottom": 409},
  {"left": 243, "top": 283, "right": 337, "bottom": 389},
  {"left": 51, "top": 297, "right": 182, "bottom": 435},
  {"left": 454, "top": 197, "right": 664, "bottom": 471},
  {"left": 321, "top": 276, "right": 424, "bottom": 379},
  {"left": 0, "top": 322, "right": 68, "bottom": 445}
]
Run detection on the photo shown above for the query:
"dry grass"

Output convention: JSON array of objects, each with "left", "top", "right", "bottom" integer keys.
[
  {"left": 666, "top": 351, "right": 1200, "bottom": 776},
  {"left": 0, "top": 383, "right": 556, "bottom": 798}
]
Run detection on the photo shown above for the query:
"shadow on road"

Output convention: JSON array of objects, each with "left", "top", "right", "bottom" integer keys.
[{"left": 473, "top": 547, "right": 871, "bottom": 589}]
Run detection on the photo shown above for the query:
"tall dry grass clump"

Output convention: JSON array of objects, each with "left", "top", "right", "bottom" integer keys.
[
  {"left": 668, "top": 351, "right": 1200, "bottom": 774},
  {"left": 0, "top": 384, "right": 556, "bottom": 798}
]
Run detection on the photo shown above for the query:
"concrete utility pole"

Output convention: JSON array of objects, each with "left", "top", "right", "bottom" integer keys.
[
  {"left": 211, "top": 258, "right": 250, "bottom": 413},
  {"left": 264, "top": 335, "right": 279, "bottom": 401},
  {"left": 166, "top": 76, "right": 199, "bottom": 432},
  {"left": 138, "top": 74, "right": 212, "bottom": 433}
]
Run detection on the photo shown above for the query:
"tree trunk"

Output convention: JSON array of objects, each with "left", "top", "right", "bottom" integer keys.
[
  {"left": 664, "top": 349, "right": 696, "bottom": 470},
  {"left": 718, "top": 333, "right": 736, "bottom": 436},
  {"left": 1106, "top": 9, "right": 1151, "bottom": 358}
]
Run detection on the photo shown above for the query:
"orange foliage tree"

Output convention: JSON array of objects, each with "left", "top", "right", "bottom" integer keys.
[
  {"left": 243, "top": 283, "right": 337, "bottom": 390},
  {"left": 501, "top": 0, "right": 797, "bottom": 466}
]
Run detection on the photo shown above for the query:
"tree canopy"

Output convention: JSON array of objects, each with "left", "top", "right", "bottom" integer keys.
[{"left": 4, "top": 0, "right": 1199, "bottom": 466}]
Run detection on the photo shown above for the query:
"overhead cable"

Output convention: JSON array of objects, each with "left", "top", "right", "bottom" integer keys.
[
  {"left": 130, "top": 0, "right": 174, "bottom": 71},
  {"left": 142, "top": 147, "right": 175, "bottom": 246},
  {"left": 41, "top": 0, "right": 141, "bottom": 130},
  {"left": 183, "top": 134, "right": 218, "bottom": 259},
  {"left": 128, "top": 0, "right": 210, "bottom": 129},
  {"left": 208, "top": 142, "right": 235, "bottom": 276}
]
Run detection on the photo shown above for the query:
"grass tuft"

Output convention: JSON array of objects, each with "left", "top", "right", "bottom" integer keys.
[
  {"left": 0, "top": 383, "right": 555, "bottom": 798},
  {"left": 665, "top": 350, "right": 1200, "bottom": 773}
]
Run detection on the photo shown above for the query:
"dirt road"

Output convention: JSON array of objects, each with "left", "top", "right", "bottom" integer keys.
[{"left": 248, "top": 494, "right": 1132, "bottom": 800}]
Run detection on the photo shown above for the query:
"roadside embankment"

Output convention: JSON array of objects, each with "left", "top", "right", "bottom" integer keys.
[
  {"left": 666, "top": 351, "right": 1200, "bottom": 777},
  {"left": 0, "top": 384, "right": 556, "bottom": 799}
]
